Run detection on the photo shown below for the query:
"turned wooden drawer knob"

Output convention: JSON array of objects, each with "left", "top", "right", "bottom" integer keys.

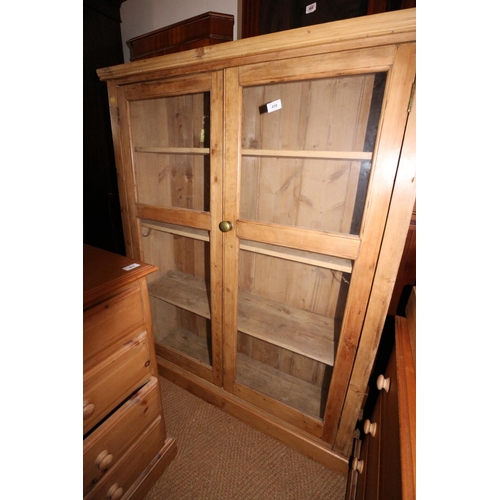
[
  {"left": 95, "top": 450, "right": 114, "bottom": 471},
  {"left": 107, "top": 483, "right": 123, "bottom": 500},
  {"left": 83, "top": 399, "right": 95, "bottom": 419},
  {"left": 364, "top": 419, "right": 377, "bottom": 437},
  {"left": 376, "top": 374, "right": 390, "bottom": 392},
  {"left": 352, "top": 457, "right": 364, "bottom": 474}
]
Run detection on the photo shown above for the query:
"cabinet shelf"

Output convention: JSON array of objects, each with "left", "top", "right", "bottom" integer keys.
[
  {"left": 148, "top": 270, "right": 335, "bottom": 365},
  {"left": 236, "top": 354, "right": 323, "bottom": 419},
  {"left": 142, "top": 220, "right": 209, "bottom": 242},
  {"left": 135, "top": 147, "right": 210, "bottom": 155},
  {"left": 157, "top": 327, "right": 211, "bottom": 367},
  {"left": 149, "top": 270, "right": 211, "bottom": 319},
  {"left": 141, "top": 220, "right": 352, "bottom": 273},
  {"left": 241, "top": 149, "right": 372, "bottom": 161},
  {"left": 155, "top": 326, "right": 323, "bottom": 418},
  {"left": 240, "top": 240, "right": 352, "bottom": 273},
  {"left": 134, "top": 147, "right": 371, "bottom": 161}
]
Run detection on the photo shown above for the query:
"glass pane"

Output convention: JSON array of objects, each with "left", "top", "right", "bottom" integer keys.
[
  {"left": 241, "top": 73, "right": 386, "bottom": 235},
  {"left": 129, "top": 92, "right": 211, "bottom": 211},
  {"left": 236, "top": 249, "right": 352, "bottom": 419},
  {"left": 141, "top": 225, "right": 213, "bottom": 367},
  {"left": 240, "top": 157, "right": 366, "bottom": 233}
]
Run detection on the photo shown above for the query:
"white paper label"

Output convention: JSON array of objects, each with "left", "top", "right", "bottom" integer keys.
[
  {"left": 266, "top": 99, "right": 282, "bottom": 113},
  {"left": 306, "top": 2, "right": 317, "bottom": 14},
  {"left": 123, "top": 263, "right": 140, "bottom": 271}
]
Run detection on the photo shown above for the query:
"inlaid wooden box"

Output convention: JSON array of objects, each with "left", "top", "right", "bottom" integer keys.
[{"left": 127, "top": 11, "right": 234, "bottom": 61}]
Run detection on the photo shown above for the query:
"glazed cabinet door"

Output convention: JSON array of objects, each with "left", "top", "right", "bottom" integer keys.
[
  {"left": 222, "top": 43, "right": 415, "bottom": 451},
  {"left": 111, "top": 72, "right": 224, "bottom": 386}
]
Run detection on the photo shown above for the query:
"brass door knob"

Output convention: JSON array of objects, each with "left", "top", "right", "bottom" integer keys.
[{"left": 219, "top": 221, "right": 233, "bottom": 232}]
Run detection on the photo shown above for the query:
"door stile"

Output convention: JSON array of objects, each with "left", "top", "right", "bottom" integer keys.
[
  {"left": 106, "top": 82, "right": 137, "bottom": 260},
  {"left": 321, "top": 42, "right": 416, "bottom": 449},
  {"left": 115, "top": 71, "right": 229, "bottom": 385},
  {"left": 334, "top": 82, "right": 416, "bottom": 457},
  {"left": 209, "top": 70, "right": 225, "bottom": 387},
  {"left": 221, "top": 67, "right": 243, "bottom": 393}
]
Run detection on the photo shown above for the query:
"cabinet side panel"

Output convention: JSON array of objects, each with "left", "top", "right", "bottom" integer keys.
[{"left": 329, "top": 45, "right": 416, "bottom": 453}]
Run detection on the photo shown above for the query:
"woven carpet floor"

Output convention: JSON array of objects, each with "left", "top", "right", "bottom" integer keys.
[{"left": 144, "top": 377, "right": 347, "bottom": 500}]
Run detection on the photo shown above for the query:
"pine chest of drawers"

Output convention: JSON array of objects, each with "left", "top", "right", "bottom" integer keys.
[{"left": 83, "top": 244, "right": 177, "bottom": 499}]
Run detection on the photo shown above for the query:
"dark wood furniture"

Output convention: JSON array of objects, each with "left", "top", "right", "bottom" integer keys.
[
  {"left": 241, "top": 0, "right": 416, "bottom": 38},
  {"left": 388, "top": 205, "right": 416, "bottom": 317},
  {"left": 127, "top": 12, "right": 234, "bottom": 61},
  {"left": 346, "top": 288, "right": 416, "bottom": 500},
  {"left": 83, "top": 244, "right": 177, "bottom": 499}
]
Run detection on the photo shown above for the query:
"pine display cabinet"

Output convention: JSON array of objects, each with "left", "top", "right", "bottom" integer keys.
[{"left": 97, "top": 8, "right": 416, "bottom": 473}]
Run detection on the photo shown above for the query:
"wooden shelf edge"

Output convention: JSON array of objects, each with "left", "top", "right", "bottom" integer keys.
[
  {"left": 142, "top": 220, "right": 209, "bottom": 242},
  {"left": 157, "top": 357, "right": 349, "bottom": 474},
  {"left": 140, "top": 220, "right": 352, "bottom": 272},
  {"left": 240, "top": 240, "right": 352, "bottom": 273},
  {"left": 136, "top": 147, "right": 210, "bottom": 155},
  {"left": 241, "top": 148, "right": 372, "bottom": 160}
]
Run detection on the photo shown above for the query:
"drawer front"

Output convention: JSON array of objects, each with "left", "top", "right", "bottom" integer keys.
[
  {"left": 354, "top": 433, "right": 369, "bottom": 500},
  {"left": 84, "top": 416, "right": 166, "bottom": 500},
  {"left": 83, "top": 331, "right": 153, "bottom": 435},
  {"left": 83, "top": 377, "right": 163, "bottom": 496},
  {"left": 84, "top": 283, "right": 147, "bottom": 370},
  {"left": 363, "top": 396, "right": 382, "bottom": 500},
  {"left": 379, "top": 349, "right": 402, "bottom": 500}
]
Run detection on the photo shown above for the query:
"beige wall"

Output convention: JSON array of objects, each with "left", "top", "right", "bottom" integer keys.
[{"left": 120, "top": 0, "right": 240, "bottom": 62}]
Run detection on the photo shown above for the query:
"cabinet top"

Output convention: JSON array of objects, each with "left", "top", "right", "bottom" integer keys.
[
  {"left": 83, "top": 244, "right": 157, "bottom": 309},
  {"left": 97, "top": 8, "right": 415, "bottom": 83}
]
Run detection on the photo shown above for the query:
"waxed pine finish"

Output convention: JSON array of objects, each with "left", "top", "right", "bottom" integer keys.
[
  {"left": 83, "top": 245, "right": 177, "bottom": 499},
  {"left": 98, "top": 9, "right": 416, "bottom": 473}
]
